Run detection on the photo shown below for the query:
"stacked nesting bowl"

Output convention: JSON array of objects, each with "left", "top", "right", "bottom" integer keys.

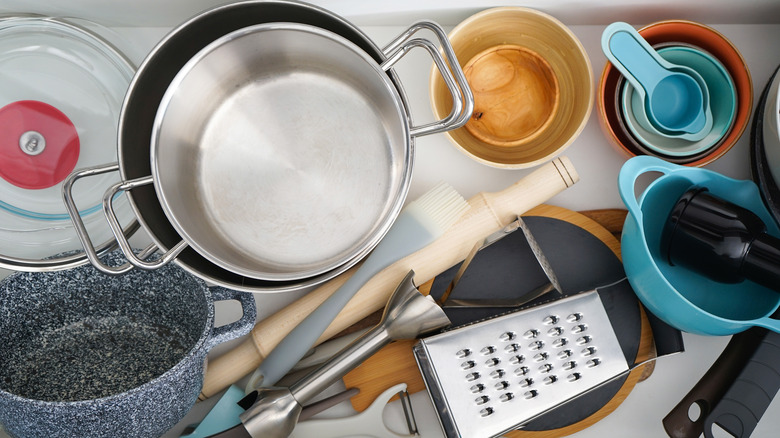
[{"left": 599, "top": 20, "right": 753, "bottom": 166}]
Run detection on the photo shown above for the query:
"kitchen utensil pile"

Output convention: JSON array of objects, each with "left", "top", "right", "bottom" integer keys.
[{"left": 0, "top": 2, "right": 778, "bottom": 438}]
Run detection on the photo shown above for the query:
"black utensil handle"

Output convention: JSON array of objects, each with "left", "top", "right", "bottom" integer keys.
[
  {"left": 663, "top": 329, "right": 766, "bottom": 438},
  {"left": 704, "top": 330, "right": 780, "bottom": 438}
]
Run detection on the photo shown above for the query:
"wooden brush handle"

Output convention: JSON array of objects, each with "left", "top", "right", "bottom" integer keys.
[{"left": 199, "top": 156, "right": 579, "bottom": 399}]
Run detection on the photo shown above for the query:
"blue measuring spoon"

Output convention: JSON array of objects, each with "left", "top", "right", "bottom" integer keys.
[{"left": 602, "top": 22, "right": 713, "bottom": 141}]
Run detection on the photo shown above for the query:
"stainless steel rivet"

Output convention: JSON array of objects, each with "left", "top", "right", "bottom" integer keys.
[{"left": 19, "top": 131, "right": 46, "bottom": 156}]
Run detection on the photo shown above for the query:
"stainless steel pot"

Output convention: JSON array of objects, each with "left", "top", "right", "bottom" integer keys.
[{"left": 64, "top": 0, "right": 472, "bottom": 291}]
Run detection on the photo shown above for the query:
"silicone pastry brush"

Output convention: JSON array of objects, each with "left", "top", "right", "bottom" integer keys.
[{"left": 247, "top": 182, "right": 469, "bottom": 389}]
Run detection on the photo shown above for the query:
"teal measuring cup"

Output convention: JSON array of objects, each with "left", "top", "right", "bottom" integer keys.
[
  {"left": 619, "top": 156, "right": 780, "bottom": 335},
  {"left": 603, "top": 22, "right": 713, "bottom": 141}
]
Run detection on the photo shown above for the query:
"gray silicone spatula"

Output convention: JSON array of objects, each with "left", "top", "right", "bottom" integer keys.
[{"left": 601, "top": 21, "right": 713, "bottom": 140}]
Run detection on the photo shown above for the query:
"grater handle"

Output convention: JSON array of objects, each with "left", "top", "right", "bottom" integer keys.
[{"left": 703, "top": 329, "right": 780, "bottom": 438}]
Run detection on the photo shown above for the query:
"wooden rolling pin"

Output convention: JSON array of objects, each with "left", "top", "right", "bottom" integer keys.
[{"left": 199, "top": 156, "right": 579, "bottom": 399}]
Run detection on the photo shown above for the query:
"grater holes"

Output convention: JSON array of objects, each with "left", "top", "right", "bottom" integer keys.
[
  {"left": 566, "top": 313, "right": 583, "bottom": 323},
  {"left": 470, "top": 383, "right": 485, "bottom": 393},
  {"left": 524, "top": 390, "right": 538, "bottom": 399},
  {"left": 582, "top": 346, "right": 597, "bottom": 357},
  {"left": 475, "top": 395, "right": 490, "bottom": 405},
  {"left": 548, "top": 326, "right": 564, "bottom": 336},
  {"left": 466, "top": 372, "right": 480, "bottom": 382},
  {"left": 520, "top": 378, "right": 534, "bottom": 387},
  {"left": 515, "top": 366, "right": 530, "bottom": 376},
  {"left": 543, "top": 315, "right": 559, "bottom": 325},
  {"left": 510, "top": 355, "right": 525, "bottom": 365},
  {"left": 539, "top": 363, "right": 553, "bottom": 373},
  {"left": 485, "top": 358, "right": 501, "bottom": 367},
  {"left": 552, "top": 338, "right": 568, "bottom": 348},
  {"left": 481, "top": 346, "right": 497, "bottom": 355},
  {"left": 499, "top": 393, "right": 514, "bottom": 402},
  {"left": 456, "top": 348, "right": 472, "bottom": 358},
  {"left": 587, "top": 358, "right": 602, "bottom": 368},
  {"left": 557, "top": 349, "right": 573, "bottom": 360},
  {"left": 544, "top": 375, "right": 558, "bottom": 385},
  {"left": 490, "top": 369, "right": 506, "bottom": 379},
  {"left": 529, "top": 340, "right": 545, "bottom": 351},
  {"left": 563, "top": 361, "right": 577, "bottom": 370},
  {"left": 567, "top": 372, "right": 582, "bottom": 382},
  {"left": 499, "top": 331, "right": 516, "bottom": 341},
  {"left": 461, "top": 360, "right": 476, "bottom": 370},
  {"left": 480, "top": 407, "right": 494, "bottom": 417},
  {"left": 524, "top": 329, "right": 540, "bottom": 339},
  {"left": 576, "top": 336, "right": 592, "bottom": 346},
  {"left": 533, "top": 352, "right": 549, "bottom": 362},
  {"left": 495, "top": 381, "right": 510, "bottom": 390},
  {"left": 505, "top": 343, "right": 521, "bottom": 353},
  {"left": 572, "top": 324, "right": 588, "bottom": 333}
]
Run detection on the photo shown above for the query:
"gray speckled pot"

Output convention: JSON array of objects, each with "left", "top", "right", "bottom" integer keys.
[{"left": 0, "top": 252, "right": 256, "bottom": 438}]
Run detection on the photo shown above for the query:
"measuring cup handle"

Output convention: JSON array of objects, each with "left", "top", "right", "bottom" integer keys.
[
  {"left": 381, "top": 20, "right": 474, "bottom": 137},
  {"left": 617, "top": 156, "right": 685, "bottom": 222},
  {"left": 204, "top": 287, "right": 257, "bottom": 352},
  {"left": 601, "top": 22, "right": 666, "bottom": 93},
  {"left": 102, "top": 177, "right": 189, "bottom": 271}
]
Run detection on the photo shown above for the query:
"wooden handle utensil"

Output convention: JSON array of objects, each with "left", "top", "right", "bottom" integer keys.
[{"left": 199, "top": 156, "right": 579, "bottom": 399}]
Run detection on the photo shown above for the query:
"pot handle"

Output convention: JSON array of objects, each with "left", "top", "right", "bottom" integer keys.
[
  {"left": 617, "top": 156, "right": 686, "bottom": 224},
  {"left": 62, "top": 163, "right": 188, "bottom": 275},
  {"left": 204, "top": 287, "right": 257, "bottom": 352},
  {"left": 381, "top": 20, "right": 474, "bottom": 138}
]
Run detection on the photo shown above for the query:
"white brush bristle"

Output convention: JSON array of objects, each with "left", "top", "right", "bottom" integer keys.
[{"left": 404, "top": 182, "right": 469, "bottom": 236}]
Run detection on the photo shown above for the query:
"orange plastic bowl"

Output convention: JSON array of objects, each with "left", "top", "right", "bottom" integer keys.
[{"left": 598, "top": 20, "right": 752, "bottom": 167}]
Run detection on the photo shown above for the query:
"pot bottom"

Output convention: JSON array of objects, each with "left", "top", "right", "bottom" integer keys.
[{"left": 0, "top": 315, "right": 190, "bottom": 402}]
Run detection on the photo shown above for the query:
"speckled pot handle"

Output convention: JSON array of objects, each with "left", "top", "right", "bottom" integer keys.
[{"left": 204, "top": 288, "right": 257, "bottom": 352}]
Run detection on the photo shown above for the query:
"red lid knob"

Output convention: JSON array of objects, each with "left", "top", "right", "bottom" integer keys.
[{"left": 0, "top": 100, "right": 80, "bottom": 189}]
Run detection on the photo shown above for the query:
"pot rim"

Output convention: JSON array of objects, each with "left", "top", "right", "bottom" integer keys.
[
  {"left": 0, "top": 267, "right": 216, "bottom": 406},
  {"left": 149, "top": 21, "right": 412, "bottom": 282},
  {"left": 114, "top": 0, "right": 415, "bottom": 292}
]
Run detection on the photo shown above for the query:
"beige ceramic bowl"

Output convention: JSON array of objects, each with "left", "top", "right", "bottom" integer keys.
[{"left": 430, "top": 7, "right": 593, "bottom": 168}]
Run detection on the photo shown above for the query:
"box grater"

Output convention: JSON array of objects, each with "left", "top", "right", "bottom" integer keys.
[{"left": 413, "top": 290, "right": 629, "bottom": 438}]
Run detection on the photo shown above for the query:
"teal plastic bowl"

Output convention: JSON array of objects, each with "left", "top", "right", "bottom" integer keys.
[
  {"left": 622, "top": 46, "right": 737, "bottom": 157},
  {"left": 619, "top": 156, "right": 780, "bottom": 336}
]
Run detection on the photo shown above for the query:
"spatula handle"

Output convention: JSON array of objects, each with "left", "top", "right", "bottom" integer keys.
[
  {"left": 704, "top": 330, "right": 780, "bottom": 438},
  {"left": 199, "top": 156, "right": 579, "bottom": 399}
]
